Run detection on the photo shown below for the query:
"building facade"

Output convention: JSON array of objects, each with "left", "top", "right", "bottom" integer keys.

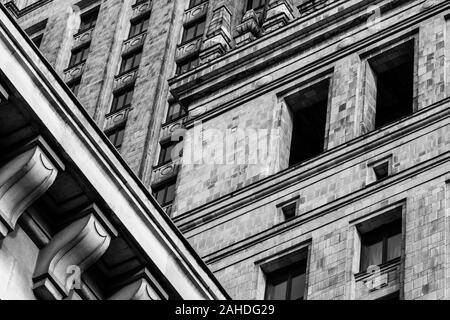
[{"left": 1, "top": 0, "right": 450, "bottom": 300}]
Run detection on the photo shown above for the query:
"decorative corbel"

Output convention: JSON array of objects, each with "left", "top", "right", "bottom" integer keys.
[
  {"left": 109, "top": 268, "right": 167, "bottom": 300},
  {"left": 199, "top": 5, "right": 233, "bottom": 64},
  {"left": 32, "top": 204, "right": 118, "bottom": 300},
  {"left": 0, "top": 137, "right": 64, "bottom": 238},
  {"left": 262, "top": 0, "right": 295, "bottom": 34},
  {"left": 234, "top": 9, "right": 262, "bottom": 46}
]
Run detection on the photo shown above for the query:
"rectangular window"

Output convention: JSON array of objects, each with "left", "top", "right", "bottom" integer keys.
[
  {"left": 69, "top": 44, "right": 90, "bottom": 67},
  {"left": 153, "top": 179, "right": 176, "bottom": 207},
  {"left": 79, "top": 8, "right": 99, "bottom": 33},
  {"left": 111, "top": 87, "right": 134, "bottom": 113},
  {"left": 181, "top": 19, "right": 205, "bottom": 43},
  {"left": 367, "top": 39, "right": 415, "bottom": 128},
  {"left": 67, "top": 79, "right": 81, "bottom": 96},
  {"left": 176, "top": 55, "right": 199, "bottom": 75},
  {"left": 25, "top": 19, "right": 47, "bottom": 49},
  {"left": 247, "top": 0, "right": 266, "bottom": 11},
  {"left": 119, "top": 50, "right": 142, "bottom": 74},
  {"left": 158, "top": 142, "right": 176, "bottom": 165},
  {"left": 360, "top": 218, "right": 402, "bottom": 272},
  {"left": 129, "top": 16, "right": 150, "bottom": 38},
  {"left": 189, "top": 0, "right": 207, "bottom": 8},
  {"left": 285, "top": 78, "right": 330, "bottom": 166},
  {"left": 106, "top": 126, "right": 125, "bottom": 151},
  {"left": 166, "top": 103, "right": 186, "bottom": 122}
]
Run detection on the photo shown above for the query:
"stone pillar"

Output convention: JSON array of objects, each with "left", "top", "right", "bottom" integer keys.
[
  {"left": 0, "top": 137, "right": 64, "bottom": 239},
  {"left": 109, "top": 278, "right": 161, "bottom": 300},
  {"left": 234, "top": 9, "right": 262, "bottom": 47},
  {"left": 262, "top": 0, "right": 295, "bottom": 34},
  {"left": 199, "top": 5, "right": 233, "bottom": 63},
  {"left": 32, "top": 204, "right": 117, "bottom": 300}
]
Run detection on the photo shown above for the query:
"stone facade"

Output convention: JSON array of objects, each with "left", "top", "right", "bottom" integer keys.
[{"left": 2, "top": 0, "right": 450, "bottom": 300}]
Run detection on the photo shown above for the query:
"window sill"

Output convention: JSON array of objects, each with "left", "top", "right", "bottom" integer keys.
[{"left": 354, "top": 257, "right": 401, "bottom": 281}]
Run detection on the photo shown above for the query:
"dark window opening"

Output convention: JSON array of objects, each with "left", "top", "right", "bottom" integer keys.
[
  {"left": 176, "top": 55, "right": 199, "bottom": 74},
  {"left": 31, "top": 34, "right": 43, "bottom": 48},
  {"left": 166, "top": 103, "right": 186, "bottom": 123},
  {"left": 247, "top": 0, "right": 266, "bottom": 11},
  {"left": 106, "top": 126, "right": 125, "bottom": 151},
  {"left": 120, "top": 50, "right": 142, "bottom": 74},
  {"left": 281, "top": 202, "right": 296, "bottom": 220},
  {"left": 286, "top": 79, "right": 330, "bottom": 167},
  {"left": 377, "top": 291, "right": 400, "bottom": 300},
  {"left": 373, "top": 161, "right": 390, "bottom": 181},
  {"left": 360, "top": 218, "right": 402, "bottom": 272},
  {"left": 67, "top": 79, "right": 81, "bottom": 96},
  {"left": 153, "top": 180, "right": 176, "bottom": 207},
  {"left": 265, "top": 259, "right": 307, "bottom": 300},
  {"left": 79, "top": 8, "right": 99, "bottom": 33},
  {"left": 181, "top": 19, "right": 205, "bottom": 43},
  {"left": 189, "top": 0, "right": 207, "bottom": 9},
  {"left": 158, "top": 139, "right": 183, "bottom": 165},
  {"left": 111, "top": 87, "right": 134, "bottom": 113},
  {"left": 69, "top": 44, "right": 90, "bottom": 67},
  {"left": 129, "top": 16, "right": 149, "bottom": 38},
  {"left": 368, "top": 40, "right": 415, "bottom": 128}
]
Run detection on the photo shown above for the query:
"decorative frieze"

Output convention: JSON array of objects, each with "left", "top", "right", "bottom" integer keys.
[
  {"left": 160, "top": 116, "right": 187, "bottom": 141},
  {"left": 175, "top": 37, "right": 202, "bottom": 62},
  {"left": 73, "top": 28, "right": 94, "bottom": 50},
  {"left": 32, "top": 204, "right": 118, "bottom": 300},
  {"left": 122, "top": 32, "right": 147, "bottom": 56},
  {"left": 183, "top": 1, "right": 208, "bottom": 25},
  {"left": 152, "top": 158, "right": 181, "bottom": 186},
  {"left": 113, "top": 68, "right": 139, "bottom": 92},
  {"left": 131, "top": 0, "right": 152, "bottom": 20},
  {"left": 199, "top": 5, "right": 233, "bottom": 63},
  {"left": 235, "top": 9, "right": 262, "bottom": 47},
  {"left": 104, "top": 106, "right": 132, "bottom": 131},
  {"left": 0, "top": 137, "right": 64, "bottom": 238},
  {"left": 63, "top": 61, "right": 86, "bottom": 83},
  {"left": 263, "top": 0, "right": 295, "bottom": 33}
]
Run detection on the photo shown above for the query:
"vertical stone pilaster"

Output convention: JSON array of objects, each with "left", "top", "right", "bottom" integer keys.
[
  {"left": 199, "top": 5, "right": 233, "bottom": 63},
  {"left": 262, "top": 0, "right": 295, "bottom": 34}
]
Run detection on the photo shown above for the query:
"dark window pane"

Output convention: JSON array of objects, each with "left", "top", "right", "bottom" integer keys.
[
  {"left": 165, "top": 182, "right": 176, "bottom": 204},
  {"left": 267, "top": 281, "right": 287, "bottom": 300},
  {"left": 387, "top": 233, "right": 401, "bottom": 261},
  {"left": 290, "top": 273, "right": 306, "bottom": 300},
  {"left": 361, "top": 240, "right": 383, "bottom": 271}
]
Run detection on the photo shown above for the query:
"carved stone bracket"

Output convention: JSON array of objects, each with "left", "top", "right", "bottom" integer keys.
[
  {"left": 109, "top": 278, "right": 160, "bottom": 300},
  {"left": 263, "top": 0, "right": 295, "bottom": 34},
  {"left": 199, "top": 5, "right": 233, "bottom": 64},
  {"left": 235, "top": 9, "right": 262, "bottom": 46},
  {"left": 0, "top": 137, "right": 64, "bottom": 238},
  {"left": 32, "top": 204, "right": 118, "bottom": 300}
]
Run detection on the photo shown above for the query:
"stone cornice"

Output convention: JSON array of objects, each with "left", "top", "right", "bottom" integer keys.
[{"left": 4, "top": 0, "right": 52, "bottom": 18}]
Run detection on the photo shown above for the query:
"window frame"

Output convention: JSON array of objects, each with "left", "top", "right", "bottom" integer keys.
[
  {"left": 180, "top": 18, "right": 206, "bottom": 44},
  {"left": 68, "top": 43, "right": 90, "bottom": 68},
  {"left": 67, "top": 78, "right": 81, "bottom": 96},
  {"left": 110, "top": 87, "right": 134, "bottom": 113},
  {"left": 264, "top": 259, "right": 307, "bottom": 300},
  {"left": 128, "top": 15, "right": 150, "bottom": 38},
  {"left": 153, "top": 179, "right": 177, "bottom": 207},
  {"left": 246, "top": 0, "right": 266, "bottom": 11},
  {"left": 176, "top": 55, "right": 199, "bottom": 75},
  {"left": 106, "top": 126, "right": 126, "bottom": 151},
  {"left": 119, "top": 49, "right": 142, "bottom": 74},
  {"left": 78, "top": 8, "right": 99, "bottom": 33},
  {"left": 188, "top": 0, "right": 207, "bottom": 9}
]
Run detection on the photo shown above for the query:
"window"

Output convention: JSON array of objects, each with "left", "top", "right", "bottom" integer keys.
[
  {"left": 285, "top": 78, "right": 330, "bottom": 166},
  {"left": 129, "top": 16, "right": 149, "bottom": 38},
  {"left": 31, "top": 34, "right": 43, "bottom": 48},
  {"left": 247, "top": 0, "right": 266, "bottom": 11},
  {"left": 281, "top": 202, "right": 296, "bottom": 220},
  {"left": 181, "top": 19, "right": 205, "bottom": 43},
  {"left": 153, "top": 179, "right": 176, "bottom": 207},
  {"left": 166, "top": 103, "right": 186, "bottom": 122},
  {"left": 67, "top": 79, "right": 81, "bottom": 96},
  {"left": 79, "top": 8, "right": 99, "bottom": 33},
  {"left": 360, "top": 219, "right": 402, "bottom": 272},
  {"left": 68, "top": 44, "right": 90, "bottom": 67},
  {"left": 176, "top": 55, "right": 199, "bottom": 75},
  {"left": 265, "top": 259, "right": 307, "bottom": 300},
  {"left": 111, "top": 87, "right": 134, "bottom": 113},
  {"left": 158, "top": 141, "right": 177, "bottom": 165},
  {"left": 106, "top": 126, "right": 125, "bottom": 151},
  {"left": 367, "top": 39, "right": 415, "bottom": 128},
  {"left": 372, "top": 161, "right": 390, "bottom": 181},
  {"left": 189, "top": 0, "right": 206, "bottom": 8},
  {"left": 119, "top": 50, "right": 142, "bottom": 73}
]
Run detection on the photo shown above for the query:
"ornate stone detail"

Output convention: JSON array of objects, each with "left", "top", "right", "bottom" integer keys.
[
  {"left": 73, "top": 28, "right": 93, "bottom": 49},
  {"left": 131, "top": 0, "right": 152, "bottom": 20},
  {"left": 234, "top": 9, "right": 262, "bottom": 47},
  {"left": 263, "top": 0, "right": 295, "bottom": 33},
  {"left": 183, "top": 1, "right": 208, "bottom": 25},
  {"left": 63, "top": 61, "right": 85, "bottom": 83},
  {"left": 160, "top": 117, "right": 187, "bottom": 141},
  {"left": 104, "top": 107, "right": 132, "bottom": 131},
  {"left": 32, "top": 204, "right": 118, "bottom": 300},
  {"left": 0, "top": 137, "right": 63, "bottom": 238},
  {"left": 113, "top": 68, "right": 139, "bottom": 91},
  {"left": 109, "top": 278, "right": 160, "bottom": 300},
  {"left": 152, "top": 158, "right": 181, "bottom": 186},
  {"left": 122, "top": 32, "right": 147, "bottom": 56},
  {"left": 175, "top": 37, "right": 202, "bottom": 62},
  {"left": 199, "top": 5, "right": 233, "bottom": 63}
]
